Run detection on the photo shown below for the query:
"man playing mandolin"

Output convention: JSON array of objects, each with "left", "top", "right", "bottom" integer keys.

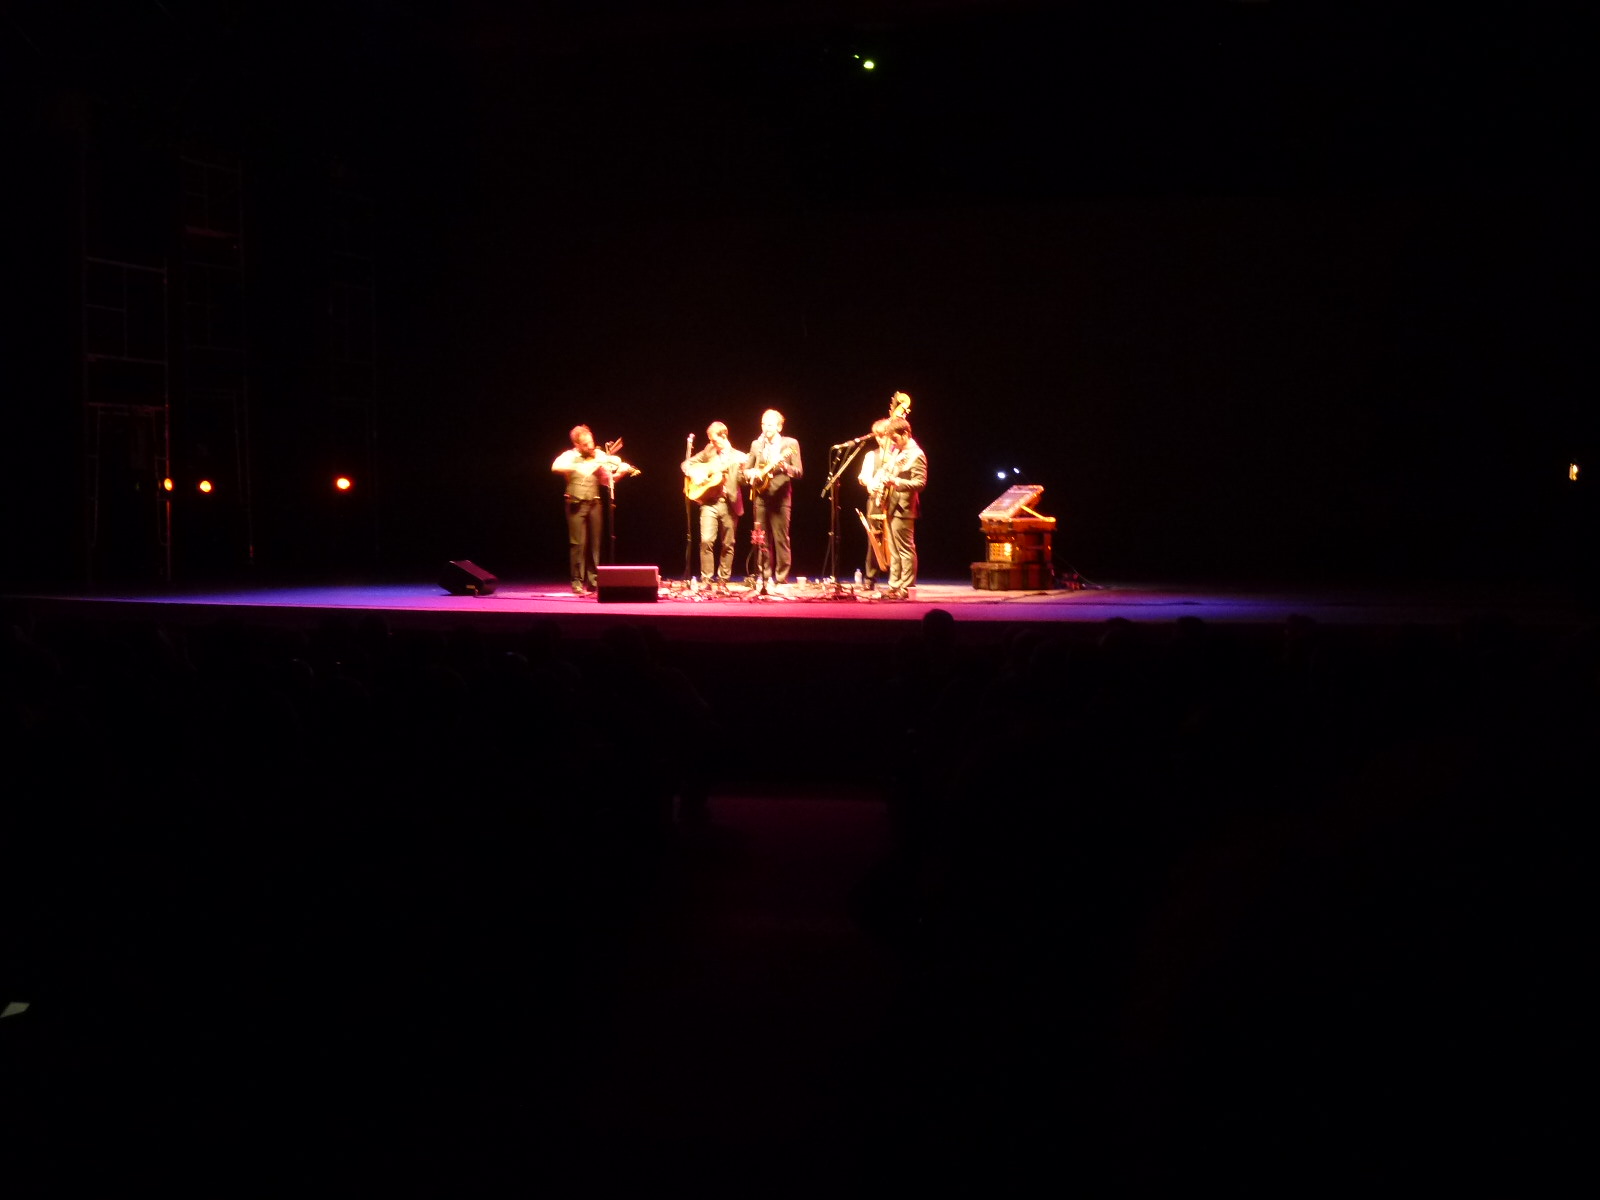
[
  {"left": 681, "top": 420, "right": 745, "bottom": 593},
  {"left": 743, "top": 408, "right": 804, "bottom": 592}
]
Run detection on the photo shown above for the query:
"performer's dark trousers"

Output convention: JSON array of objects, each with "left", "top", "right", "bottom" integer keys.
[
  {"left": 565, "top": 496, "right": 603, "bottom": 588},
  {"left": 887, "top": 512, "right": 917, "bottom": 592},
  {"left": 698, "top": 498, "right": 738, "bottom": 582},
  {"left": 752, "top": 493, "right": 792, "bottom": 583}
]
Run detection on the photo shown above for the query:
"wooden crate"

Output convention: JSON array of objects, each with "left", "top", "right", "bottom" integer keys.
[{"left": 985, "top": 533, "right": 1053, "bottom": 563}]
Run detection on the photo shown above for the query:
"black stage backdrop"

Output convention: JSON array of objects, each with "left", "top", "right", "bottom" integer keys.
[{"left": 4, "top": 2, "right": 1591, "bottom": 589}]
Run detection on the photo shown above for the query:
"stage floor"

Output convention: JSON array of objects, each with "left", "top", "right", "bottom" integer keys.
[{"left": 5, "top": 575, "right": 1587, "bottom": 643}]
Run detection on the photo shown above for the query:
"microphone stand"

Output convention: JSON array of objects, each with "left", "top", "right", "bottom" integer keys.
[
  {"left": 682, "top": 435, "right": 695, "bottom": 585},
  {"left": 606, "top": 465, "right": 640, "bottom": 566},
  {"left": 606, "top": 476, "right": 618, "bottom": 566},
  {"left": 820, "top": 442, "right": 867, "bottom": 600}
]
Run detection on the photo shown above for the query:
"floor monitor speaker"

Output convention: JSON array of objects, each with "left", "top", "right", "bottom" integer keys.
[
  {"left": 440, "top": 559, "right": 498, "bottom": 596},
  {"left": 597, "top": 565, "right": 660, "bottom": 603}
]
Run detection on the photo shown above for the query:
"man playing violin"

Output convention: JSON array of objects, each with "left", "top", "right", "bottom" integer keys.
[
  {"left": 681, "top": 420, "right": 745, "bottom": 593},
  {"left": 552, "top": 424, "right": 635, "bottom": 594},
  {"left": 743, "top": 408, "right": 803, "bottom": 591}
]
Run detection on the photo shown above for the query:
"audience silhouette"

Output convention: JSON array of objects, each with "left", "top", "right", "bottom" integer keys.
[{"left": 0, "top": 598, "right": 1588, "bottom": 1191}]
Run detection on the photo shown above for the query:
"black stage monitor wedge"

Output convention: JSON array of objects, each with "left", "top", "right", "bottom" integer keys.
[
  {"left": 597, "top": 565, "right": 660, "bottom": 603},
  {"left": 441, "top": 560, "right": 498, "bottom": 596}
]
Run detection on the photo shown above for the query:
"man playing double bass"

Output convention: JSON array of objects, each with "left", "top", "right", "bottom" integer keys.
[
  {"left": 857, "top": 417, "right": 893, "bottom": 592},
  {"left": 681, "top": 421, "right": 745, "bottom": 594}
]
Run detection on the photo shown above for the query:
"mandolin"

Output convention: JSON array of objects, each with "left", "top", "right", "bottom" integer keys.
[{"left": 747, "top": 453, "right": 790, "bottom": 496}]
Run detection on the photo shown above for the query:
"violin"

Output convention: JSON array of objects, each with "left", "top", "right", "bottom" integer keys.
[{"left": 597, "top": 437, "right": 640, "bottom": 479}]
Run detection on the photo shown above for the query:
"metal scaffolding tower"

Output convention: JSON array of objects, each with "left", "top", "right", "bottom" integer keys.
[
  {"left": 81, "top": 252, "right": 171, "bottom": 586},
  {"left": 178, "top": 153, "right": 255, "bottom": 575},
  {"left": 325, "top": 169, "right": 381, "bottom": 566}
]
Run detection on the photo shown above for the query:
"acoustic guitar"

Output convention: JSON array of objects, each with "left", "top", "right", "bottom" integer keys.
[
  {"left": 858, "top": 508, "right": 889, "bottom": 572},
  {"left": 683, "top": 458, "right": 727, "bottom": 503}
]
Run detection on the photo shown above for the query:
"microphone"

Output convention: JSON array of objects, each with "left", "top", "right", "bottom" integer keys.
[
  {"left": 687, "top": 433, "right": 695, "bottom": 450},
  {"left": 831, "top": 433, "right": 873, "bottom": 451}
]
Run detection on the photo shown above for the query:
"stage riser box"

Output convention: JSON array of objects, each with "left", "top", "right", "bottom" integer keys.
[{"left": 971, "top": 562, "right": 1049, "bottom": 591}]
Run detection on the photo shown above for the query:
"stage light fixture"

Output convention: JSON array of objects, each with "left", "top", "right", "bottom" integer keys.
[
  {"left": 1571, "top": 463, "right": 1580, "bottom": 482},
  {"left": 198, "top": 479, "right": 214, "bottom": 494},
  {"left": 162, "top": 477, "right": 174, "bottom": 492},
  {"left": 334, "top": 475, "right": 354, "bottom": 492}
]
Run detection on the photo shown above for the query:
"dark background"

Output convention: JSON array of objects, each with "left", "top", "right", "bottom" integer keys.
[{"left": 4, "top": 0, "right": 1593, "bottom": 590}]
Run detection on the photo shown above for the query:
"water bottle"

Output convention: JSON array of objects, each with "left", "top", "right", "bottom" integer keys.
[{"left": 854, "top": 569, "right": 863, "bottom": 589}]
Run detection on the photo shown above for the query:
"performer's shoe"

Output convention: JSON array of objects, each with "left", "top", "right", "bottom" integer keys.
[
  {"left": 571, "top": 581, "right": 585, "bottom": 595},
  {"left": 883, "top": 587, "right": 907, "bottom": 600}
]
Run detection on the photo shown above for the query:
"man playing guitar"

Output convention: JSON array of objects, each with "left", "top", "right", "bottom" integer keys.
[
  {"left": 681, "top": 421, "right": 745, "bottom": 592},
  {"left": 874, "top": 414, "right": 926, "bottom": 599},
  {"left": 856, "top": 392, "right": 912, "bottom": 594}
]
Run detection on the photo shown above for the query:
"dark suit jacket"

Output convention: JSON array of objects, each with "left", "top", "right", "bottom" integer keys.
[{"left": 880, "top": 438, "right": 927, "bottom": 519}]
